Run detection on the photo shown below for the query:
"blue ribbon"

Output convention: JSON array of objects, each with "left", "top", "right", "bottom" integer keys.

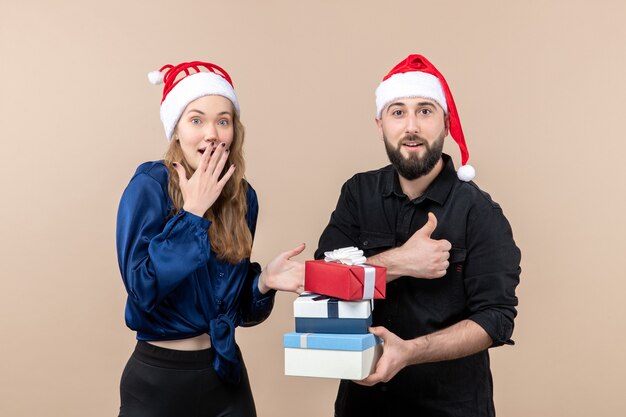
[
  {"left": 301, "top": 294, "right": 339, "bottom": 318},
  {"left": 327, "top": 299, "right": 338, "bottom": 318}
]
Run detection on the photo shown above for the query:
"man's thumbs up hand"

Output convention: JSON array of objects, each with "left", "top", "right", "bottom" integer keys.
[
  {"left": 399, "top": 212, "right": 451, "bottom": 279},
  {"left": 416, "top": 212, "right": 438, "bottom": 238}
]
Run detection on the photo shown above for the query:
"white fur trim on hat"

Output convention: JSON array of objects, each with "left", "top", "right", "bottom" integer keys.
[
  {"left": 375, "top": 71, "right": 447, "bottom": 118},
  {"left": 160, "top": 72, "right": 240, "bottom": 141}
]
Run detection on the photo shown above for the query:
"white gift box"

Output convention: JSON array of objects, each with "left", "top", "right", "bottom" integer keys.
[
  {"left": 294, "top": 293, "right": 373, "bottom": 319},
  {"left": 294, "top": 293, "right": 373, "bottom": 334},
  {"left": 284, "top": 332, "right": 383, "bottom": 380}
]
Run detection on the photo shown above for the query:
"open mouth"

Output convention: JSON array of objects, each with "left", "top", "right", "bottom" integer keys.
[
  {"left": 197, "top": 148, "right": 216, "bottom": 156},
  {"left": 402, "top": 141, "right": 424, "bottom": 149}
]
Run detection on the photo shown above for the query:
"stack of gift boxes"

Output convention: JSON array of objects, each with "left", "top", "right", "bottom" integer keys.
[{"left": 284, "top": 248, "right": 387, "bottom": 380}]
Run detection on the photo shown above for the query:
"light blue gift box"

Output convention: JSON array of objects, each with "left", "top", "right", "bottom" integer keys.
[
  {"left": 283, "top": 332, "right": 379, "bottom": 351},
  {"left": 284, "top": 332, "right": 383, "bottom": 379}
]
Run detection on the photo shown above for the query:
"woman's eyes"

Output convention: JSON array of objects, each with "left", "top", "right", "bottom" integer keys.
[{"left": 189, "top": 117, "right": 230, "bottom": 126}]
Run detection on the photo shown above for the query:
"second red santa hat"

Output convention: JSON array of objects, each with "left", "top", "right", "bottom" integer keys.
[{"left": 375, "top": 54, "right": 475, "bottom": 182}]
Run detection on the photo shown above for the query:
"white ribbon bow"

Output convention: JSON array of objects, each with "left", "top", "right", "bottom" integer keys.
[{"left": 324, "top": 246, "right": 367, "bottom": 266}]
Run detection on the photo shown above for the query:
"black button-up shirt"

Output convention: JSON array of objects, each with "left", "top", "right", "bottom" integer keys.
[{"left": 315, "top": 154, "right": 521, "bottom": 416}]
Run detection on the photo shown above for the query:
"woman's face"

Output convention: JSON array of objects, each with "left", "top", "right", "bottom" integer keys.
[{"left": 175, "top": 95, "right": 235, "bottom": 171}]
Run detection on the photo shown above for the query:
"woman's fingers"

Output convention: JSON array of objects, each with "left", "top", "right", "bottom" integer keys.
[
  {"left": 216, "top": 164, "right": 236, "bottom": 188},
  {"left": 205, "top": 142, "right": 226, "bottom": 176},
  {"left": 177, "top": 141, "right": 234, "bottom": 215},
  {"left": 172, "top": 162, "right": 188, "bottom": 186},
  {"left": 211, "top": 146, "right": 231, "bottom": 181},
  {"left": 283, "top": 243, "right": 306, "bottom": 260},
  {"left": 197, "top": 142, "right": 214, "bottom": 173}
]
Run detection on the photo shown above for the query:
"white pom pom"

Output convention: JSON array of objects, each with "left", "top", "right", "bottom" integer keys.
[
  {"left": 457, "top": 164, "right": 475, "bottom": 182},
  {"left": 147, "top": 70, "right": 164, "bottom": 85}
]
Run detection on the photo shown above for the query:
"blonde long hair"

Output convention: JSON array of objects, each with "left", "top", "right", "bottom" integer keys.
[{"left": 163, "top": 112, "right": 252, "bottom": 264}]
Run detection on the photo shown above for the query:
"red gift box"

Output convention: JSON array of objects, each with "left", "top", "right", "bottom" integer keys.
[{"left": 304, "top": 260, "right": 386, "bottom": 300}]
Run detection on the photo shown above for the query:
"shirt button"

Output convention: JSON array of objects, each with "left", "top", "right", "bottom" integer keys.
[
  {"left": 219, "top": 272, "right": 224, "bottom": 277},
  {"left": 363, "top": 241, "right": 369, "bottom": 246}
]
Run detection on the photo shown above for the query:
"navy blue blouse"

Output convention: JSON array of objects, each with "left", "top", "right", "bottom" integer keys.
[{"left": 116, "top": 161, "right": 276, "bottom": 384}]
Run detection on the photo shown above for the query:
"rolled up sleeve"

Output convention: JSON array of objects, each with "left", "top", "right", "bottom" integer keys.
[{"left": 464, "top": 205, "right": 521, "bottom": 347}]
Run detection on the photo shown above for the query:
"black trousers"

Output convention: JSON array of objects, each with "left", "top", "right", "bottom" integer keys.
[
  {"left": 335, "top": 369, "right": 495, "bottom": 417},
  {"left": 119, "top": 341, "right": 256, "bottom": 417}
]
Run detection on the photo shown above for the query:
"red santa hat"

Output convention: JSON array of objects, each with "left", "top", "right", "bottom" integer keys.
[
  {"left": 147, "top": 61, "right": 240, "bottom": 141},
  {"left": 375, "top": 54, "right": 475, "bottom": 182}
]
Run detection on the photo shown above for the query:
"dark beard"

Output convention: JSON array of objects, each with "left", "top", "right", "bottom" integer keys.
[{"left": 384, "top": 133, "right": 445, "bottom": 180}]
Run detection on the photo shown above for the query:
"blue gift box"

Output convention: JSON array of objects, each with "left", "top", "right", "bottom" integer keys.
[
  {"left": 283, "top": 332, "right": 379, "bottom": 351},
  {"left": 294, "top": 317, "right": 372, "bottom": 334},
  {"left": 284, "top": 332, "right": 383, "bottom": 379}
]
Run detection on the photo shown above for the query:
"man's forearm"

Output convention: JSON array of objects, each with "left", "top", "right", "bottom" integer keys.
[
  {"left": 366, "top": 219, "right": 451, "bottom": 281},
  {"left": 367, "top": 249, "right": 405, "bottom": 282},
  {"left": 407, "top": 320, "right": 493, "bottom": 365}
]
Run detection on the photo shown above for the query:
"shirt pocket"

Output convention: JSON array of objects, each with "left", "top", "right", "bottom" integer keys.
[
  {"left": 358, "top": 230, "right": 395, "bottom": 256},
  {"left": 448, "top": 247, "right": 467, "bottom": 276},
  {"left": 439, "top": 247, "right": 468, "bottom": 311}
]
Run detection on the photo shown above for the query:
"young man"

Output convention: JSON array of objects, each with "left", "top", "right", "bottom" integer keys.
[{"left": 315, "top": 55, "right": 521, "bottom": 417}]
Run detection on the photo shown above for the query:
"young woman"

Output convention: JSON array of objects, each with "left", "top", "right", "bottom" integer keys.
[{"left": 116, "top": 61, "right": 304, "bottom": 417}]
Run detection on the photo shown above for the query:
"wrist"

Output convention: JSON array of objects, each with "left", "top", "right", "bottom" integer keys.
[
  {"left": 406, "top": 336, "right": 428, "bottom": 366},
  {"left": 183, "top": 204, "right": 206, "bottom": 218},
  {"left": 369, "top": 249, "right": 402, "bottom": 282},
  {"left": 258, "top": 270, "right": 271, "bottom": 294}
]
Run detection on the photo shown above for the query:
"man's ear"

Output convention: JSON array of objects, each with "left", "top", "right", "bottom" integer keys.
[
  {"left": 444, "top": 113, "right": 450, "bottom": 136},
  {"left": 376, "top": 117, "right": 384, "bottom": 140}
]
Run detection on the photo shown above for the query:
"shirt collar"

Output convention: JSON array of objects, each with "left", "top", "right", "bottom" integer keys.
[
  {"left": 381, "top": 165, "right": 405, "bottom": 198},
  {"left": 381, "top": 153, "right": 457, "bottom": 205}
]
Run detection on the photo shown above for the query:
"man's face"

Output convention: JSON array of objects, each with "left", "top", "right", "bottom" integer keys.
[{"left": 377, "top": 97, "right": 448, "bottom": 180}]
